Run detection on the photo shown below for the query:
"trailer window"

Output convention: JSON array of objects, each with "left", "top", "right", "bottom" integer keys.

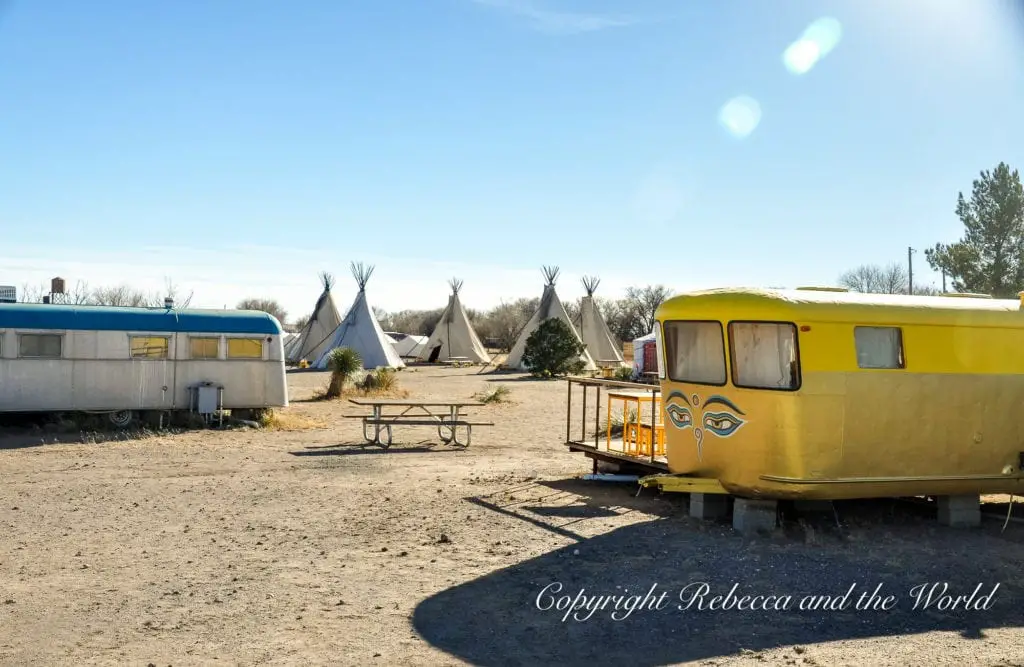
[
  {"left": 654, "top": 323, "right": 665, "bottom": 379},
  {"left": 662, "top": 321, "right": 726, "bottom": 385},
  {"left": 227, "top": 338, "right": 263, "bottom": 359},
  {"left": 130, "top": 336, "right": 169, "bottom": 359},
  {"left": 854, "top": 326, "right": 905, "bottom": 369},
  {"left": 729, "top": 322, "right": 800, "bottom": 390},
  {"left": 190, "top": 337, "right": 220, "bottom": 359},
  {"left": 19, "top": 333, "right": 62, "bottom": 359}
]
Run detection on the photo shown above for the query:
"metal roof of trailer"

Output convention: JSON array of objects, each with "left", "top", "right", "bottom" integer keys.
[
  {"left": 0, "top": 303, "right": 282, "bottom": 335},
  {"left": 657, "top": 287, "right": 1024, "bottom": 327}
]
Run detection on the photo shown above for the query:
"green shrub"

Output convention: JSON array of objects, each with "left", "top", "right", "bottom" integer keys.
[
  {"left": 521, "top": 318, "right": 587, "bottom": 378},
  {"left": 326, "top": 347, "right": 362, "bottom": 398},
  {"left": 360, "top": 367, "right": 398, "bottom": 392},
  {"left": 613, "top": 366, "right": 635, "bottom": 382}
]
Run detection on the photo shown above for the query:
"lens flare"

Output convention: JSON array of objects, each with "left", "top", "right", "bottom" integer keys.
[
  {"left": 782, "top": 17, "right": 843, "bottom": 75},
  {"left": 718, "top": 96, "right": 762, "bottom": 139},
  {"left": 782, "top": 39, "right": 821, "bottom": 75}
]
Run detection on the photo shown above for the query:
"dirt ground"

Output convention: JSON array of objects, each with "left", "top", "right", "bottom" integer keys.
[{"left": 1, "top": 365, "right": 1023, "bottom": 666}]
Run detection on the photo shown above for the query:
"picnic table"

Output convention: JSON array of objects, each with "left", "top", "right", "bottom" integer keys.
[{"left": 345, "top": 398, "right": 492, "bottom": 448}]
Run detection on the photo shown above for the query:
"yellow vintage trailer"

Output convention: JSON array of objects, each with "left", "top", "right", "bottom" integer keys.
[{"left": 652, "top": 287, "right": 1024, "bottom": 500}]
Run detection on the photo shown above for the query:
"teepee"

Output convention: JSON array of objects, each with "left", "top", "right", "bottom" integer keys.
[
  {"left": 579, "top": 276, "right": 627, "bottom": 367},
  {"left": 286, "top": 272, "right": 343, "bottom": 364},
  {"left": 504, "top": 266, "right": 596, "bottom": 371},
  {"left": 418, "top": 278, "right": 491, "bottom": 364},
  {"left": 313, "top": 263, "right": 405, "bottom": 370}
]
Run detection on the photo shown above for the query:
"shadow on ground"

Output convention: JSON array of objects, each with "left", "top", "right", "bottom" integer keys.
[
  {"left": 414, "top": 486, "right": 1024, "bottom": 666},
  {"left": 289, "top": 442, "right": 467, "bottom": 456},
  {"left": 483, "top": 375, "right": 560, "bottom": 384}
]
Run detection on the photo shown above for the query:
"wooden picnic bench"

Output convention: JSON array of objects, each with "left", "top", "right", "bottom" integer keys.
[{"left": 344, "top": 398, "right": 493, "bottom": 448}]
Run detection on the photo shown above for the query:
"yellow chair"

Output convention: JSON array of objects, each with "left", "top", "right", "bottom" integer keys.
[
  {"left": 635, "top": 422, "right": 666, "bottom": 458},
  {"left": 624, "top": 423, "right": 640, "bottom": 455}
]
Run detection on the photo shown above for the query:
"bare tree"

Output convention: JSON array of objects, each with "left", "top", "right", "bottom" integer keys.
[
  {"left": 564, "top": 299, "right": 580, "bottom": 325},
  {"left": 293, "top": 313, "right": 312, "bottom": 331},
  {"left": 65, "top": 280, "right": 92, "bottom": 304},
  {"left": 623, "top": 285, "right": 673, "bottom": 338},
  {"left": 237, "top": 298, "right": 288, "bottom": 324},
  {"left": 163, "top": 278, "right": 194, "bottom": 308},
  {"left": 90, "top": 285, "right": 156, "bottom": 307},
  {"left": 383, "top": 308, "right": 446, "bottom": 336},
  {"left": 838, "top": 263, "right": 940, "bottom": 295},
  {"left": 18, "top": 282, "right": 46, "bottom": 303},
  {"left": 89, "top": 278, "right": 194, "bottom": 308},
  {"left": 475, "top": 297, "right": 538, "bottom": 352},
  {"left": 372, "top": 306, "right": 391, "bottom": 329},
  {"left": 838, "top": 263, "right": 906, "bottom": 294},
  {"left": 597, "top": 296, "right": 634, "bottom": 342},
  {"left": 17, "top": 280, "right": 90, "bottom": 304}
]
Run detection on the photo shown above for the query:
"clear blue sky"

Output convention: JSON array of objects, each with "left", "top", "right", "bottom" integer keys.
[{"left": 1, "top": 0, "right": 1022, "bottom": 318}]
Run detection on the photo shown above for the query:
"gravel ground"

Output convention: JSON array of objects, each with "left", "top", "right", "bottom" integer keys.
[{"left": 0, "top": 365, "right": 1022, "bottom": 666}]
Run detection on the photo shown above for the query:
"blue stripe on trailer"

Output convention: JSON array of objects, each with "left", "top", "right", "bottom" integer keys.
[{"left": 0, "top": 303, "right": 282, "bottom": 334}]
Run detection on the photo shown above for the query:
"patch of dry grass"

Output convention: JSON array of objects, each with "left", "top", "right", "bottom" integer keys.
[
  {"left": 474, "top": 385, "right": 512, "bottom": 404},
  {"left": 350, "top": 386, "right": 410, "bottom": 399},
  {"left": 259, "top": 410, "right": 327, "bottom": 431}
]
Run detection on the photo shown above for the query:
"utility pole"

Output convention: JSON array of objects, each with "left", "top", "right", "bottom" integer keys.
[{"left": 907, "top": 246, "right": 915, "bottom": 295}]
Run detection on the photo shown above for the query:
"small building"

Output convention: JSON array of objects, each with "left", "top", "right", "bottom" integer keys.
[{"left": 631, "top": 332, "right": 657, "bottom": 377}]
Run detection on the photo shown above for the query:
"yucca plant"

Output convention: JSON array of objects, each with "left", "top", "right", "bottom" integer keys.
[
  {"left": 474, "top": 385, "right": 511, "bottom": 404},
  {"left": 325, "top": 347, "right": 362, "bottom": 398}
]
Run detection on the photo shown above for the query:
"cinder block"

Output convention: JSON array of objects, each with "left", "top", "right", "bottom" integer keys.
[
  {"left": 937, "top": 494, "right": 980, "bottom": 527},
  {"left": 689, "top": 493, "right": 729, "bottom": 520},
  {"left": 733, "top": 498, "right": 778, "bottom": 534}
]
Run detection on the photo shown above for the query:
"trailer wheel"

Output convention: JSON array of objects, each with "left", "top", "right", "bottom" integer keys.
[{"left": 108, "top": 410, "right": 134, "bottom": 429}]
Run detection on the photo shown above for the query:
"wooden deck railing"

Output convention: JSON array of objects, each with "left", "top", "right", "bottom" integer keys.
[{"left": 564, "top": 375, "right": 664, "bottom": 467}]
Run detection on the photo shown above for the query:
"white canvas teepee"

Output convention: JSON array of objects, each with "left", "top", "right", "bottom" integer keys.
[
  {"left": 418, "top": 278, "right": 491, "bottom": 364},
  {"left": 579, "top": 276, "right": 627, "bottom": 367},
  {"left": 287, "top": 272, "right": 343, "bottom": 364},
  {"left": 313, "top": 262, "right": 405, "bottom": 370},
  {"left": 504, "top": 266, "right": 596, "bottom": 371},
  {"left": 386, "top": 332, "right": 429, "bottom": 358}
]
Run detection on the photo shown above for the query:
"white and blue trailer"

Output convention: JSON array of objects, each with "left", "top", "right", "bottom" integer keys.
[{"left": 0, "top": 302, "right": 288, "bottom": 425}]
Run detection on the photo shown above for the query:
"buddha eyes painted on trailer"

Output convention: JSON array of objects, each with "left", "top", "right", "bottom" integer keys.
[
  {"left": 665, "top": 391, "right": 747, "bottom": 460},
  {"left": 665, "top": 401, "right": 693, "bottom": 429}
]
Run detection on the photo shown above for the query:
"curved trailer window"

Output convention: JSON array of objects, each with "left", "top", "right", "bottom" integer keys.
[
  {"left": 728, "top": 322, "right": 800, "bottom": 390},
  {"left": 662, "top": 321, "right": 727, "bottom": 386}
]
